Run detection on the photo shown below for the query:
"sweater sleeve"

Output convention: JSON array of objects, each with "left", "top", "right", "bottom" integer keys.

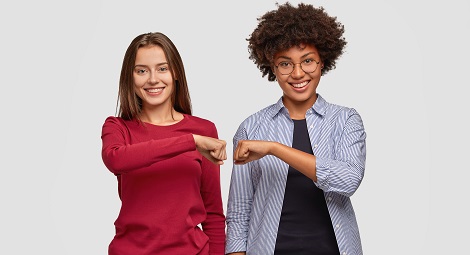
[
  {"left": 199, "top": 122, "right": 226, "bottom": 255},
  {"left": 101, "top": 116, "right": 196, "bottom": 174}
]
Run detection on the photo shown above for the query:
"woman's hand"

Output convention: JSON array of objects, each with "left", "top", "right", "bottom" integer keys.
[
  {"left": 233, "top": 140, "right": 275, "bottom": 165},
  {"left": 234, "top": 139, "right": 318, "bottom": 181},
  {"left": 193, "top": 134, "right": 227, "bottom": 165}
]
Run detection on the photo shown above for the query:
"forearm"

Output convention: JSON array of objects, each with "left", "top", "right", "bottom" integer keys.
[
  {"left": 203, "top": 215, "right": 226, "bottom": 255},
  {"left": 225, "top": 163, "right": 253, "bottom": 254},
  {"left": 269, "top": 142, "right": 317, "bottom": 182},
  {"left": 200, "top": 153, "right": 226, "bottom": 255},
  {"left": 102, "top": 133, "right": 195, "bottom": 174}
]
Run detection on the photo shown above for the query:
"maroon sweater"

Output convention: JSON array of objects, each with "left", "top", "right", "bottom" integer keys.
[{"left": 101, "top": 114, "right": 225, "bottom": 255}]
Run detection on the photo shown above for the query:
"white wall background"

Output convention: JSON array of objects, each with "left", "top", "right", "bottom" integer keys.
[{"left": 0, "top": 0, "right": 469, "bottom": 254}]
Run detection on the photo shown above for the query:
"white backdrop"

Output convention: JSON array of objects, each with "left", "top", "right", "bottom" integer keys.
[{"left": 1, "top": 0, "right": 469, "bottom": 254}]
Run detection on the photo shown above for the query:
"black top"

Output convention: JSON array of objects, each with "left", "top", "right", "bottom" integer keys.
[{"left": 274, "top": 119, "right": 339, "bottom": 255}]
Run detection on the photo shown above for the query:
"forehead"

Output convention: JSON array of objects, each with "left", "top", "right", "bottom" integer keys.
[
  {"left": 135, "top": 45, "right": 167, "bottom": 64},
  {"left": 274, "top": 43, "right": 319, "bottom": 60}
]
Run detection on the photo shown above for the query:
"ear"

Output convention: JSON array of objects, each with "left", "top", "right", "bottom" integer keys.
[{"left": 271, "top": 65, "right": 277, "bottom": 75}]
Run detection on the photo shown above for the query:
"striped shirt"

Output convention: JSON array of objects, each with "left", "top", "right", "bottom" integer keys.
[{"left": 225, "top": 94, "right": 366, "bottom": 255}]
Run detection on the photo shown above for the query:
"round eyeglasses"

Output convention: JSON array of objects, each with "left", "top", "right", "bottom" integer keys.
[{"left": 274, "top": 58, "right": 320, "bottom": 75}]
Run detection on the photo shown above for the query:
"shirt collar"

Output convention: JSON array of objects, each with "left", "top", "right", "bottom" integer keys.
[{"left": 269, "top": 94, "right": 327, "bottom": 118}]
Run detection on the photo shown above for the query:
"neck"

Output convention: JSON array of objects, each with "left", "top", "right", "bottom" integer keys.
[
  {"left": 140, "top": 105, "right": 183, "bottom": 126},
  {"left": 283, "top": 94, "right": 317, "bottom": 120}
]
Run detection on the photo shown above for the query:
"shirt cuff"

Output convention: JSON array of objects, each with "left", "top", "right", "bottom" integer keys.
[
  {"left": 225, "top": 239, "right": 247, "bottom": 254},
  {"left": 315, "top": 156, "right": 330, "bottom": 190}
]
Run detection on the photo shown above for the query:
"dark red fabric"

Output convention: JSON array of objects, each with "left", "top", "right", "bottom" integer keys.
[{"left": 101, "top": 114, "right": 225, "bottom": 255}]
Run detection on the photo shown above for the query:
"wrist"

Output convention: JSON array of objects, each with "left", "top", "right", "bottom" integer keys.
[{"left": 268, "top": 141, "right": 280, "bottom": 156}]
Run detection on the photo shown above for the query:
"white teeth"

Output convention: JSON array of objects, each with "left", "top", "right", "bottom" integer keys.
[
  {"left": 146, "top": 88, "right": 163, "bottom": 93},
  {"left": 292, "top": 81, "right": 308, "bottom": 88}
]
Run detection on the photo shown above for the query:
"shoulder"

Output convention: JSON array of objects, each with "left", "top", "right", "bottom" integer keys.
[
  {"left": 239, "top": 103, "right": 277, "bottom": 128},
  {"left": 233, "top": 103, "right": 278, "bottom": 140},
  {"left": 327, "top": 102, "right": 357, "bottom": 115},
  {"left": 102, "top": 116, "right": 138, "bottom": 131},
  {"left": 185, "top": 114, "right": 218, "bottom": 136},
  {"left": 103, "top": 116, "right": 124, "bottom": 128},
  {"left": 321, "top": 99, "right": 364, "bottom": 127},
  {"left": 185, "top": 114, "right": 216, "bottom": 128},
  {"left": 103, "top": 116, "right": 123, "bottom": 125},
  {"left": 103, "top": 116, "right": 136, "bottom": 126},
  {"left": 318, "top": 94, "right": 360, "bottom": 117}
]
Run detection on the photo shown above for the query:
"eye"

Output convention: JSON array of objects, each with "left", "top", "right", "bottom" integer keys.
[
  {"left": 157, "top": 65, "right": 169, "bottom": 73},
  {"left": 278, "top": 61, "right": 292, "bottom": 68},
  {"left": 303, "top": 58, "right": 315, "bottom": 65},
  {"left": 135, "top": 68, "right": 148, "bottom": 75}
]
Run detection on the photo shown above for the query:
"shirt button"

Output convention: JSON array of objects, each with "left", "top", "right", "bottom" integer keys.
[
  {"left": 342, "top": 252, "right": 347, "bottom": 255},
  {"left": 328, "top": 197, "right": 332, "bottom": 201},
  {"left": 336, "top": 224, "right": 340, "bottom": 228},
  {"left": 310, "top": 124, "right": 314, "bottom": 128},
  {"left": 314, "top": 144, "right": 318, "bottom": 148}
]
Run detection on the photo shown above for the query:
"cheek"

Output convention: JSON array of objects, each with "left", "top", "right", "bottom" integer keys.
[
  {"left": 166, "top": 83, "right": 175, "bottom": 96},
  {"left": 133, "top": 75, "right": 145, "bottom": 87},
  {"left": 275, "top": 75, "right": 290, "bottom": 86},
  {"left": 133, "top": 86, "right": 143, "bottom": 100}
]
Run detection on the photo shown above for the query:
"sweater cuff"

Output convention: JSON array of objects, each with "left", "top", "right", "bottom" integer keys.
[{"left": 182, "top": 133, "right": 197, "bottom": 151}]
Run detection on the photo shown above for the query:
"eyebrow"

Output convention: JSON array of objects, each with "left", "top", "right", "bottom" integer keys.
[
  {"left": 134, "top": 62, "right": 168, "bottom": 68},
  {"left": 276, "top": 51, "right": 317, "bottom": 61}
]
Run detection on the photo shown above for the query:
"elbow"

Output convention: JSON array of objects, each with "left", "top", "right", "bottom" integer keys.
[
  {"left": 102, "top": 150, "right": 129, "bottom": 174},
  {"left": 344, "top": 178, "right": 362, "bottom": 197},
  {"left": 343, "top": 166, "right": 365, "bottom": 197}
]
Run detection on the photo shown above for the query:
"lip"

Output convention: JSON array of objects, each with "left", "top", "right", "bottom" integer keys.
[
  {"left": 144, "top": 87, "right": 165, "bottom": 96},
  {"left": 289, "top": 80, "right": 310, "bottom": 92}
]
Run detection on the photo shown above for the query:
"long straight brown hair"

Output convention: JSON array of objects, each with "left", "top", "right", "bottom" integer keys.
[{"left": 117, "top": 32, "right": 192, "bottom": 120}]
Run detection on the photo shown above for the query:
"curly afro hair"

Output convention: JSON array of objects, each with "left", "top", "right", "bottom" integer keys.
[{"left": 248, "top": 2, "right": 347, "bottom": 81}]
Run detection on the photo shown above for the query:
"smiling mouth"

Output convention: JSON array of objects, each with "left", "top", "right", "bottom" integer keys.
[
  {"left": 145, "top": 88, "right": 164, "bottom": 93},
  {"left": 291, "top": 80, "right": 309, "bottom": 88}
]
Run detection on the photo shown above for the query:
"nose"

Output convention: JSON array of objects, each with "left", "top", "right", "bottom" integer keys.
[
  {"left": 291, "top": 63, "right": 305, "bottom": 78},
  {"left": 148, "top": 70, "right": 159, "bottom": 84}
]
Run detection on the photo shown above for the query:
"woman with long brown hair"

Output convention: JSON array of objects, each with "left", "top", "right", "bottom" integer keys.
[{"left": 101, "top": 32, "right": 226, "bottom": 255}]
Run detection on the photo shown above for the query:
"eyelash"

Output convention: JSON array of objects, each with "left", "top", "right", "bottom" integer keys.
[
  {"left": 135, "top": 66, "right": 169, "bottom": 75},
  {"left": 158, "top": 66, "right": 168, "bottom": 72}
]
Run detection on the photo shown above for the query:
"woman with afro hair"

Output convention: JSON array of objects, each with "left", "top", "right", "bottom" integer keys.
[{"left": 226, "top": 3, "right": 366, "bottom": 255}]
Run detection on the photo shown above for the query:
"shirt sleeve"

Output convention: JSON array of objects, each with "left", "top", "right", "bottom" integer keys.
[
  {"left": 101, "top": 116, "right": 196, "bottom": 174},
  {"left": 225, "top": 125, "right": 253, "bottom": 254},
  {"left": 315, "top": 109, "right": 367, "bottom": 197},
  {"left": 199, "top": 122, "right": 226, "bottom": 255}
]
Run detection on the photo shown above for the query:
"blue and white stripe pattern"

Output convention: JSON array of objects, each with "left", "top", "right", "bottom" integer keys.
[{"left": 225, "top": 94, "right": 366, "bottom": 255}]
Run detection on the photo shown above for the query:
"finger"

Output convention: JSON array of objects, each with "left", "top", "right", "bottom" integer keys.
[
  {"left": 233, "top": 142, "right": 241, "bottom": 161},
  {"left": 233, "top": 159, "right": 247, "bottom": 165},
  {"left": 212, "top": 150, "right": 225, "bottom": 161},
  {"left": 210, "top": 156, "right": 223, "bottom": 165},
  {"left": 238, "top": 144, "right": 249, "bottom": 160},
  {"left": 221, "top": 147, "right": 227, "bottom": 160},
  {"left": 211, "top": 146, "right": 224, "bottom": 160},
  {"left": 210, "top": 150, "right": 221, "bottom": 160},
  {"left": 219, "top": 144, "right": 227, "bottom": 160}
]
